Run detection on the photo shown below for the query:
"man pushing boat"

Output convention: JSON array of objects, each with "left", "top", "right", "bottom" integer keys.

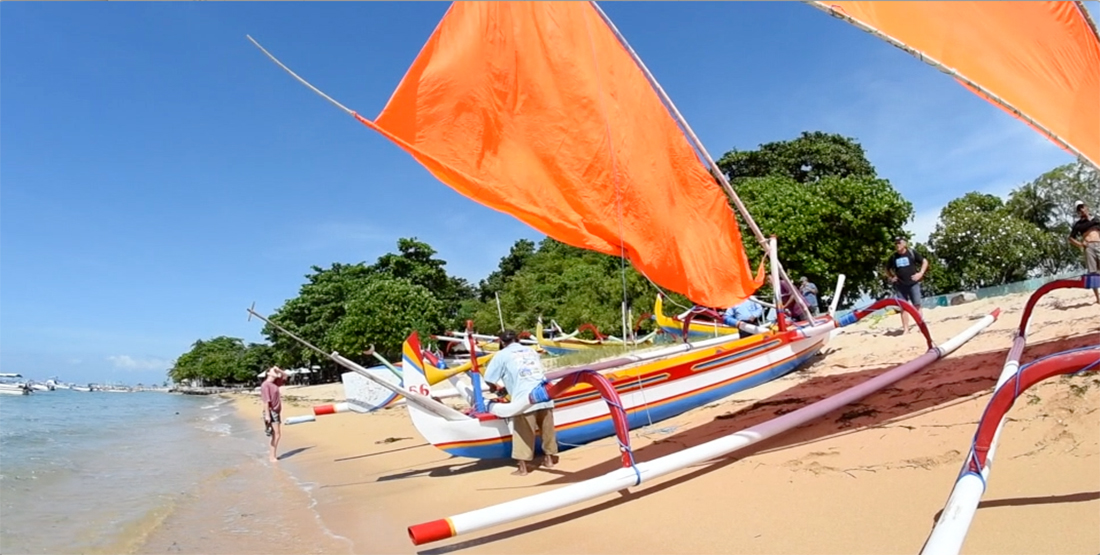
[{"left": 483, "top": 330, "right": 559, "bottom": 476}]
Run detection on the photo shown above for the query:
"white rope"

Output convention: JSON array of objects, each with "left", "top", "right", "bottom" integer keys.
[{"left": 246, "top": 35, "right": 356, "bottom": 116}]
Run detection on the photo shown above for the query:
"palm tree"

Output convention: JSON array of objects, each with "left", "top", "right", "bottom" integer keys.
[{"left": 1005, "top": 182, "right": 1057, "bottom": 231}]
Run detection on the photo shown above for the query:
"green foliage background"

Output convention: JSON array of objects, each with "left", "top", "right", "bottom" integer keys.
[{"left": 169, "top": 132, "right": 1099, "bottom": 386}]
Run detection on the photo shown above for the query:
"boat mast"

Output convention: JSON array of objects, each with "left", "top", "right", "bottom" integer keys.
[{"left": 590, "top": 2, "right": 814, "bottom": 318}]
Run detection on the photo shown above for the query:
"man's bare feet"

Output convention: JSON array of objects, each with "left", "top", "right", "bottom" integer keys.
[
  {"left": 543, "top": 454, "right": 559, "bottom": 469},
  {"left": 512, "top": 461, "right": 529, "bottom": 476}
]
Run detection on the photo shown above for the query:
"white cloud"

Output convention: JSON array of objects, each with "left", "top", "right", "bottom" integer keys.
[{"left": 107, "top": 355, "right": 172, "bottom": 371}]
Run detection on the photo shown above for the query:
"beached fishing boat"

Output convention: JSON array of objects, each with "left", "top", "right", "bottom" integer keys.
[
  {"left": 246, "top": 0, "right": 893, "bottom": 460},
  {"left": 400, "top": 321, "right": 831, "bottom": 459},
  {"left": 249, "top": 0, "right": 843, "bottom": 457},
  {"left": 249, "top": 0, "right": 1095, "bottom": 546},
  {"left": 533, "top": 318, "right": 659, "bottom": 356}
]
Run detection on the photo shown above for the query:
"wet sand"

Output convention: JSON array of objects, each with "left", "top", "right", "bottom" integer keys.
[{"left": 230, "top": 288, "right": 1099, "bottom": 554}]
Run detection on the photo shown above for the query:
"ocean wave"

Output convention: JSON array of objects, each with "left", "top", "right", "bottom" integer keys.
[{"left": 198, "top": 422, "right": 232, "bottom": 436}]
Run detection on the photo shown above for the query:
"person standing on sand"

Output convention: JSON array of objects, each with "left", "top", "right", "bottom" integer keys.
[
  {"left": 799, "top": 276, "right": 820, "bottom": 316},
  {"left": 484, "top": 330, "right": 559, "bottom": 476},
  {"left": 261, "top": 366, "right": 286, "bottom": 462},
  {"left": 884, "top": 236, "right": 929, "bottom": 334},
  {"left": 1068, "top": 200, "right": 1100, "bottom": 304}
]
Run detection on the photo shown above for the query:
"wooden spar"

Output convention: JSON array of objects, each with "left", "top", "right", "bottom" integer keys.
[
  {"left": 245, "top": 305, "right": 469, "bottom": 421},
  {"left": 588, "top": 2, "right": 816, "bottom": 319}
]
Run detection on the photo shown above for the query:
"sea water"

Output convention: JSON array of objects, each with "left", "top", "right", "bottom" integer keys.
[{"left": 0, "top": 389, "right": 348, "bottom": 554}]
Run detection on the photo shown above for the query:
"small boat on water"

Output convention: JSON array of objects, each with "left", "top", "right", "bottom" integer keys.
[{"left": 0, "top": 383, "right": 32, "bottom": 396}]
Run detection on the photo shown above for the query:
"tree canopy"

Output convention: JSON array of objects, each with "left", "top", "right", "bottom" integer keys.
[
  {"left": 168, "top": 133, "right": 1093, "bottom": 386},
  {"left": 718, "top": 131, "right": 913, "bottom": 303},
  {"left": 169, "top": 337, "right": 273, "bottom": 387}
]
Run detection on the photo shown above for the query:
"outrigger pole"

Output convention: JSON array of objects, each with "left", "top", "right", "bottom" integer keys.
[
  {"left": 589, "top": 1, "right": 816, "bottom": 321},
  {"left": 920, "top": 274, "right": 1100, "bottom": 555},
  {"left": 246, "top": 303, "right": 469, "bottom": 421},
  {"left": 408, "top": 307, "right": 1000, "bottom": 545}
]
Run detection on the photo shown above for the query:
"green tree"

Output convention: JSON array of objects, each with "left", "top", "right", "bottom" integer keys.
[
  {"left": 1004, "top": 161, "right": 1100, "bottom": 274},
  {"left": 468, "top": 238, "right": 684, "bottom": 337},
  {"left": 478, "top": 239, "right": 537, "bottom": 302},
  {"left": 927, "top": 192, "right": 1046, "bottom": 289},
  {"left": 717, "top": 133, "right": 912, "bottom": 304},
  {"left": 719, "top": 131, "right": 877, "bottom": 184},
  {"left": 168, "top": 336, "right": 259, "bottom": 386},
  {"left": 368, "top": 237, "right": 476, "bottom": 327},
  {"left": 328, "top": 277, "right": 447, "bottom": 361},
  {"left": 263, "top": 262, "right": 375, "bottom": 379}
]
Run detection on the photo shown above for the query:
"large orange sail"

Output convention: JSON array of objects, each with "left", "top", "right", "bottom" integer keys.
[
  {"left": 812, "top": 1, "right": 1100, "bottom": 169},
  {"left": 354, "top": 1, "right": 763, "bottom": 308}
]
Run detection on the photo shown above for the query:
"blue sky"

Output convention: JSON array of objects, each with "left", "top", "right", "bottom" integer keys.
[{"left": 2, "top": 1, "right": 1093, "bottom": 385}]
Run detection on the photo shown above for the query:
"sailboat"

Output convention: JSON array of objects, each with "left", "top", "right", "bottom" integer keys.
[
  {"left": 243, "top": 0, "right": 1097, "bottom": 547},
  {"left": 248, "top": 0, "right": 870, "bottom": 462}
]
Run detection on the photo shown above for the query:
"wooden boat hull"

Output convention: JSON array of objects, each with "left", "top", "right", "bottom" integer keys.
[{"left": 401, "top": 326, "right": 829, "bottom": 460}]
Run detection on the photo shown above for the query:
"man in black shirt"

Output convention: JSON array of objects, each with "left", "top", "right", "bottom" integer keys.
[
  {"left": 884, "top": 236, "right": 929, "bottom": 334},
  {"left": 1068, "top": 200, "right": 1100, "bottom": 304}
]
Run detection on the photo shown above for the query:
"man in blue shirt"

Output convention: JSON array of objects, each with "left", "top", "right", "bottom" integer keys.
[
  {"left": 799, "top": 276, "right": 820, "bottom": 316},
  {"left": 723, "top": 298, "right": 765, "bottom": 338},
  {"left": 484, "top": 330, "right": 558, "bottom": 475}
]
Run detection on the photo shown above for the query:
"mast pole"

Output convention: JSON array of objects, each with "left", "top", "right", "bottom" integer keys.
[{"left": 589, "top": 2, "right": 815, "bottom": 319}]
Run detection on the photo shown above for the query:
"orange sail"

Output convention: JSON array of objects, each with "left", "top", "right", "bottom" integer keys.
[
  {"left": 355, "top": 1, "right": 763, "bottom": 308},
  {"left": 812, "top": 1, "right": 1100, "bottom": 169}
]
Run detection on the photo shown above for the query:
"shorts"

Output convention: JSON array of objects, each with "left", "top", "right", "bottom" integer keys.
[
  {"left": 264, "top": 410, "right": 281, "bottom": 436},
  {"left": 1085, "top": 242, "right": 1100, "bottom": 273},
  {"left": 511, "top": 408, "right": 557, "bottom": 461},
  {"left": 894, "top": 282, "right": 922, "bottom": 307}
]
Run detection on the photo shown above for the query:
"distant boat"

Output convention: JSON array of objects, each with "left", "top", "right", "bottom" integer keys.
[{"left": 0, "top": 383, "right": 31, "bottom": 396}]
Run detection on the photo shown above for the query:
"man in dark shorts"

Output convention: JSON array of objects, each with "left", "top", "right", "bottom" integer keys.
[
  {"left": 261, "top": 366, "right": 286, "bottom": 462},
  {"left": 884, "top": 236, "right": 928, "bottom": 334},
  {"left": 1068, "top": 200, "right": 1100, "bottom": 304}
]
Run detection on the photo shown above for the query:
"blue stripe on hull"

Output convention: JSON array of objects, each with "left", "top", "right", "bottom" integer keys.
[{"left": 441, "top": 344, "right": 821, "bottom": 459}]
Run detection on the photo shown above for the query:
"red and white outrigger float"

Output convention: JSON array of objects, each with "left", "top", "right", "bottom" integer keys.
[{"left": 920, "top": 274, "right": 1100, "bottom": 555}]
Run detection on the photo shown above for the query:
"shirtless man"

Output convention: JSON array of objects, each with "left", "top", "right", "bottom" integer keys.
[{"left": 1068, "top": 201, "right": 1100, "bottom": 304}]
